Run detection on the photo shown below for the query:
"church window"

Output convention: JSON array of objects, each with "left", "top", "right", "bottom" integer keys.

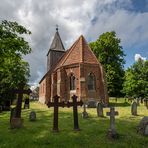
[
  {"left": 87, "top": 73, "right": 96, "bottom": 90},
  {"left": 70, "top": 74, "right": 76, "bottom": 90}
]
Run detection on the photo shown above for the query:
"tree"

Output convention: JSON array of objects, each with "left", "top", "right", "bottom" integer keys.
[
  {"left": 0, "top": 20, "right": 31, "bottom": 105},
  {"left": 89, "top": 31, "right": 125, "bottom": 97},
  {"left": 123, "top": 59, "right": 148, "bottom": 98}
]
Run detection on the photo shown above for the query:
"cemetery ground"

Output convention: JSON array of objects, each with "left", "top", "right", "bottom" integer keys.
[{"left": 0, "top": 99, "right": 148, "bottom": 148}]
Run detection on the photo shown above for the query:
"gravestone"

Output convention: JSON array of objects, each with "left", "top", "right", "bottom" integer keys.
[
  {"left": 137, "top": 116, "right": 148, "bottom": 136},
  {"left": 131, "top": 101, "right": 137, "bottom": 116},
  {"left": 96, "top": 102, "right": 104, "bottom": 117},
  {"left": 10, "top": 107, "right": 16, "bottom": 122},
  {"left": 82, "top": 103, "right": 88, "bottom": 119},
  {"left": 10, "top": 107, "right": 24, "bottom": 129},
  {"left": 145, "top": 125, "right": 148, "bottom": 136},
  {"left": 24, "top": 98, "right": 30, "bottom": 109},
  {"left": 67, "top": 95, "right": 83, "bottom": 131},
  {"left": 10, "top": 84, "right": 32, "bottom": 128},
  {"left": 29, "top": 111, "right": 36, "bottom": 121},
  {"left": 140, "top": 97, "right": 143, "bottom": 104},
  {"left": 47, "top": 95, "right": 65, "bottom": 132},
  {"left": 87, "top": 100, "right": 96, "bottom": 108},
  {"left": 115, "top": 98, "right": 117, "bottom": 102},
  {"left": 136, "top": 98, "right": 140, "bottom": 106},
  {"left": 106, "top": 107, "right": 119, "bottom": 139},
  {"left": 47, "top": 95, "right": 83, "bottom": 132},
  {"left": 144, "top": 99, "right": 148, "bottom": 109}
]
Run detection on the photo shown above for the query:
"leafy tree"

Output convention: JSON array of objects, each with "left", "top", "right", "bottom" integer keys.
[
  {"left": 123, "top": 59, "right": 148, "bottom": 98},
  {"left": 0, "top": 20, "right": 31, "bottom": 105},
  {"left": 89, "top": 31, "right": 125, "bottom": 97}
]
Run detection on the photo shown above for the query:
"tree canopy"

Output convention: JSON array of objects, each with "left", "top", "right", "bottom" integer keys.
[
  {"left": 0, "top": 20, "right": 31, "bottom": 104},
  {"left": 89, "top": 31, "right": 125, "bottom": 97},
  {"left": 123, "top": 59, "right": 148, "bottom": 98}
]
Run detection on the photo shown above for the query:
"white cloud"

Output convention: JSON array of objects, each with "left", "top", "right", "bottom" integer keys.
[
  {"left": 0, "top": 0, "right": 148, "bottom": 85},
  {"left": 135, "top": 54, "right": 147, "bottom": 61}
]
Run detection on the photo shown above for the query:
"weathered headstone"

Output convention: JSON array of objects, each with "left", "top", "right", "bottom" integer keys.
[
  {"left": 10, "top": 107, "right": 16, "bottom": 123},
  {"left": 131, "top": 101, "right": 137, "bottom": 116},
  {"left": 96, "top": 102, "right": 104, "bottom": 117},
  {"left": 136, "top": 98, "right": 140, "bottom": 106},
  {"left": 144, "top": 98, "right": 148, "bottom": 109},
  {"left": 145, "top": 125, "right": 148, "bottom": 136},
  {"left": 137, "top": 116, "right": 148, "bottom": 136},
  {"left": 106, "top": 107, "right": 119, "bottom": 139},
  {"left": 82, "top": 103, "right": 88, "bottom": 119},
  {"left": 29, "top": 111, "right": 36, "bottom": 121},
  {"left": 140, "top": 97, "right": 143, "bottom": 104},
  {"left": 87, "top": 100, "right": 96, "bottom": 108},
  {"left": 24, "top": 98, "right": 30, "bottom": 109}
]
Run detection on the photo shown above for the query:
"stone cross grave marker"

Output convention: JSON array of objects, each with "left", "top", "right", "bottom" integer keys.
[
  {"left": 47, "top": 95, "right": 65, "bottom": 132},
  {"left": 82, "top": 103, "right": 88, "bottom": 119},
  {"left": 11, "top": 85, "right": 32, "bottom": 128},
  {"left": 67, "top": 95, "right": 83, "bottom": 131},
  {"left": 131, "top": 101, "right": 138, "bottom": 115},
  {"left": 47, "top": 95, "right": 83, "bottom": 132},
  {"left": 106, "top": 107, "right": 119, "bottom": 139},
  {"left": 96, "top": 102, "right": 104, "bottom": 117}
]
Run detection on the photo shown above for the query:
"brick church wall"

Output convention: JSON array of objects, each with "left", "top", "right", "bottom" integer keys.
[{"left": 39, "top": 78, "right": 46, "bottom": 104}]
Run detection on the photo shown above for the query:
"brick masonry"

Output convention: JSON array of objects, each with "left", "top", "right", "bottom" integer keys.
[{"left": 39, "top": 35, "right": 109, "bottom": 105}]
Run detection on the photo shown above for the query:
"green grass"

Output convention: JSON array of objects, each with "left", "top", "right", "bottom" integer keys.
[{"left": 0, "top": 99, "right": 148, "bottom": 148}]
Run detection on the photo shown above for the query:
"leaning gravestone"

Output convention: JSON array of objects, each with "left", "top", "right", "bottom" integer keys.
[
  {"left": 82, "top": 103, "right": 88, "bottom": 119},
  {"left": 29, "top": 111, "right": 36, "bottom": 121},
  {"left": 137, "top": 116, "right": 148, "bottom": 136},
  {"left": 96, "top": 102, "right": 104, "bottom": 117},
  {"left": 131, "top": 101, "right": 137, "bottom": 116}
]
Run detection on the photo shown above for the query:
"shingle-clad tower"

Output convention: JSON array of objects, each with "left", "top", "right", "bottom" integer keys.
[{"left": 46, "top": 27, "right": 65, "bottom": 71}]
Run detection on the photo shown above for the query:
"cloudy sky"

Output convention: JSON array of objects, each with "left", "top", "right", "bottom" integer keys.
[{"left": 0, "top": 0, "right": 148, "bottom": 86}]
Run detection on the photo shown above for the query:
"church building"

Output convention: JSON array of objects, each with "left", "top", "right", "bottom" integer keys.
[{"left": 39, "top": 28, "right": 108, "bottom": 105}]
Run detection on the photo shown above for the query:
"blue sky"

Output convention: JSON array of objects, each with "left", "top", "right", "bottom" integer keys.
[{"left": 0, "top": 0, "right": 147, "bottom": 85}]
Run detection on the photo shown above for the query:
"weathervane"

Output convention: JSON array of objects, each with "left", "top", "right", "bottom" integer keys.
[{"left": 56, "top": 24, "right": 59, "bottom": 32}]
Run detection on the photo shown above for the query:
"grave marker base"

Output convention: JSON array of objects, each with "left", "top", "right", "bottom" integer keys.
[
  {"left": 107, "top": 129, "right": 119, "bottom": 139},
  {"left": 10, "top": 118, "right": 23, "bottom": 129}
]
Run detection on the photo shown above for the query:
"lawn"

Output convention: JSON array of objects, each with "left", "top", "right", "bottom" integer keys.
[{"left": 0, "top": 99, "right": 148, "bottom": 148}]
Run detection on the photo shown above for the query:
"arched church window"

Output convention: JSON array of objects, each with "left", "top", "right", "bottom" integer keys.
[
  {"left": 70, "top": 74, "right": 76, "bottom": 90},
  {"left": 87, "top": 73, "right": 96, "bottom": 90}
]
